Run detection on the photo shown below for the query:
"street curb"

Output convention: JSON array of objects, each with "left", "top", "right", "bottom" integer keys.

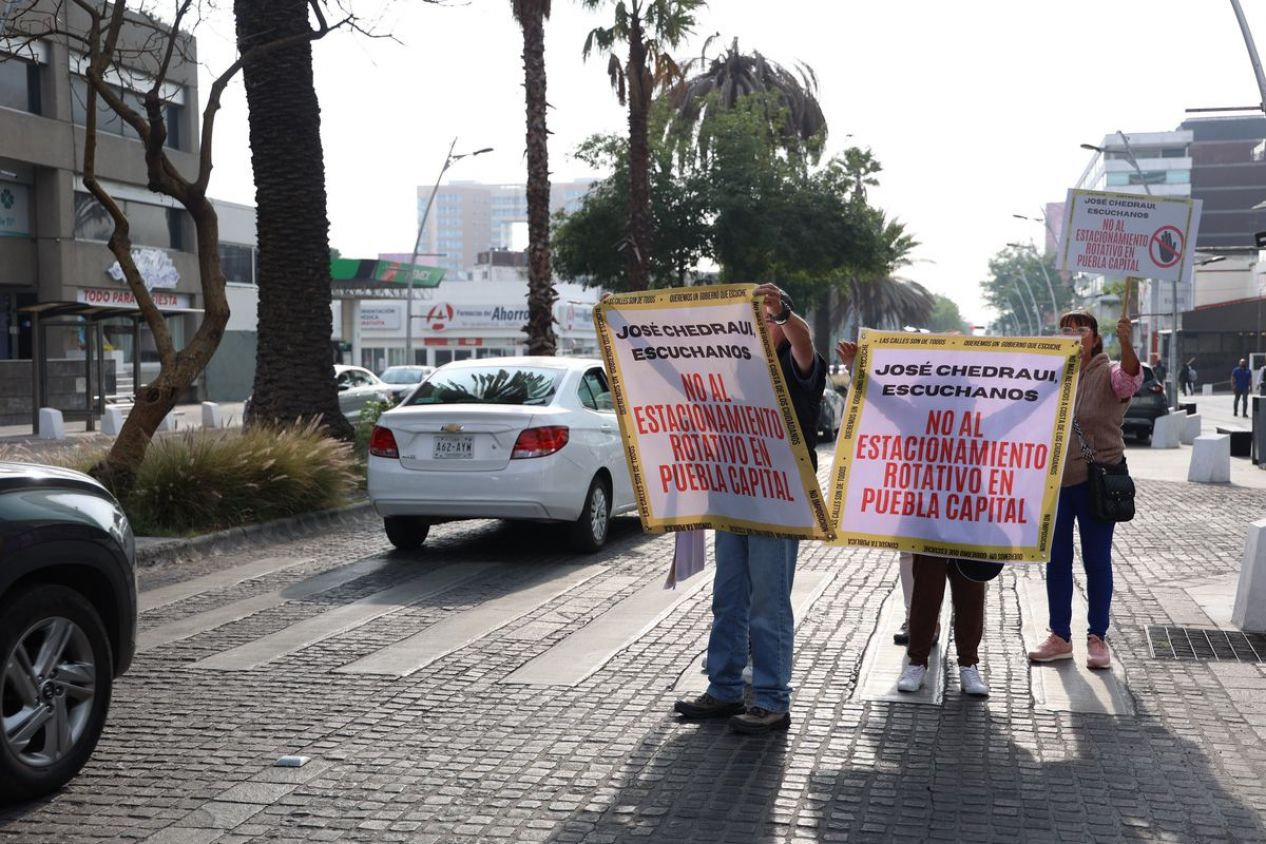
[{"left": 135, "top": 500, "right": 377, "bottom": 568}]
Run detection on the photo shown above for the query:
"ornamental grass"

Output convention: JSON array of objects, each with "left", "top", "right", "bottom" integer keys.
[{"left": 43, "top": 422, "right": 358, "bottom": 536}]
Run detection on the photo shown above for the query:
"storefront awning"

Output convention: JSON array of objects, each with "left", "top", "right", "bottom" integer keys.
[
  {"left": 330, "top": 258, "right": 446, "bottom": 299},
  {"left": 19, "top": 300, "right": 204, "bottom": 321}
]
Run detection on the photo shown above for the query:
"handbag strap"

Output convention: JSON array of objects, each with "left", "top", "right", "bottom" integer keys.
[{"left": 1071, "top": 418, "right": 1097, "bottom": 466}]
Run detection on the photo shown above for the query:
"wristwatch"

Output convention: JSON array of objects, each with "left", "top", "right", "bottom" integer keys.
[{"left": 772, "top": 293, "right": 793, "bottom": 325}]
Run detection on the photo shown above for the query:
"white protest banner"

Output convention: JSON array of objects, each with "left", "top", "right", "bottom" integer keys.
[
  {"left": 827, "top": 330, "right": 1081, "bottom": 563},
  {"left": 1057, "top": 189, "right": 1203, "bottom": 283},
  {"left": 594, "top": 284, "right": 830, "bottom": 540}
]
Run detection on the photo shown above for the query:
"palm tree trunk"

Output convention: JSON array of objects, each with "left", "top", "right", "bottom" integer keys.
[
  {"left": 625, "top": 19, "right": 653, "bottom": 291},
  {"left": 520, "top": 5, "right": 557, "bottom": 355},
  {"left": 235, "top": 0, "right": 352, "bottom": 439}
]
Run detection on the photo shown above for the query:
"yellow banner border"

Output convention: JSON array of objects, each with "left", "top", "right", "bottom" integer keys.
[
  {"left": 593, "top": 284, "right": 831, "bottom": 540},
  {"left": 825, "top": 329, "right": 1082, "bottom": 562}
]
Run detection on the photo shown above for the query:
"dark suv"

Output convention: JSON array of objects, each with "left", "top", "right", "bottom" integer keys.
[
  {"left": 1122, "top": 363, "right": 1169, "bottom": 444},
  {"left": 0, "top": 463, "right": 137, "bottom": 802}
]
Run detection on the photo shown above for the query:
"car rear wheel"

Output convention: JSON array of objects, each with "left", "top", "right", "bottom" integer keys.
[
  {"left": 0, "top": 585, "right": 113, "bottom": 803},
  {"left": 385, "top": 517, "right": 430, "bottom": 549},
  {"left": 568, "top": 476, "right": 611, "bottom": 552}
]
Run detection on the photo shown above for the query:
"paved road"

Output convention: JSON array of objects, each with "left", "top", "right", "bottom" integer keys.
[{"left": 3, "top": 450, "right": 1266, "bottom": 842}]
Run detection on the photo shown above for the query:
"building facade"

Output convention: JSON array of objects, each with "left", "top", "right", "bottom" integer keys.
[
  {"left": 0, "top": 9, "right": 266, "bottom": 415},
  {"left": 335, "top": 250, "right": 601, "bottom": 373},
  {"left": 421, "top": 179, "right": 596, "bottom": 275}
]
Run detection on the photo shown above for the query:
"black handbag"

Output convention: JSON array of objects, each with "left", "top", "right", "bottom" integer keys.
[{"left": 1072, "top": 419, "right": 1135, "bottom": 522}]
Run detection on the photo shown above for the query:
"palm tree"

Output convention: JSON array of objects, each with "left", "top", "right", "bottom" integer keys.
[
  {"left": 839, "top": 214, "right": 933, "bottom": 331},
  {"left": 581, "top": 0, "right": 703, "bottom": 291},
  {"left": 512, "top": 0, "right": 557, "bottom": 355},
  {"left": 667, "top": 37, "right": 827, "bottom": 161},
  {"left": 235, "top": 0, "right": 352, "bottom": 439}
]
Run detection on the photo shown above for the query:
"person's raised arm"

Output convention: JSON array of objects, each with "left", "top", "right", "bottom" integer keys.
[{"left": 754, "top": 283, "right": 816, "bottom": 376}]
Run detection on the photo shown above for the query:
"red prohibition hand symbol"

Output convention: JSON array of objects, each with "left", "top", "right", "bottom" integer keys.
[{"left": 1151, "top": 226, "right": 1183, "bottom": 268}]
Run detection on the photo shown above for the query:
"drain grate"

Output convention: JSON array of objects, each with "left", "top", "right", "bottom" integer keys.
[{"left": 1147, "top": 626, "right": 1266, "bottom": 663}]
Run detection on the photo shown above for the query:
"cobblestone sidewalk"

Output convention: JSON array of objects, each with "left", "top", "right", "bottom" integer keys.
[{"left": 2, "top": 469, "right": 1265, "bottom": 843}]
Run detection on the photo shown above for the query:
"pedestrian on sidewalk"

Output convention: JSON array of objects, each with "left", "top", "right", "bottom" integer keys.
[
  {"left": 1029, "top": 310, "right": 1141, "bottom": 670},
  {"left": 896, "top": 555, "right": 991, "bottom": 697},
  {"left": 892, "top": 552, "right": 915, "bottom": 644},
  {"left": 1232, "top": 359, "right": 1252, "bottom": 417},
  {"left": 674, "top": 283, "right": 826, "bottom": 736},
  {"left": 1150, "top": 355, "right": 1167, "bottom": 395}
]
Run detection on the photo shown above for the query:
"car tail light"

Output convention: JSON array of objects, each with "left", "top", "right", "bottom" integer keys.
[
  {"left": 369, "top": 425, "right": 399, "bottom": 459},
  {"left": 512, "top": 426, "right": 569, "bottom": 459}
]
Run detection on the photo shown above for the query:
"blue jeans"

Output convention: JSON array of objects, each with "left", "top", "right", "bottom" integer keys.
[
  {"left": 1045, "top": 482, "right": 1115, "bottom": 640},
  {"left": 706, "top": 531, "right": 798, "bottom": 713}
]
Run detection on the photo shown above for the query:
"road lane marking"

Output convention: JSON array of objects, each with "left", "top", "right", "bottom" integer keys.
[
  {"left": 854, "top": 582, "right": 951, "bottom": 706},
  {"left": 138, "top": 557, "right": 392, "bottom": 652},
  {"left": 671, "top": 570, "right": 835, "bottom": 693},
  {"left": 501, "top": 572, "right": 710, "bottom": 687},
  {"left": 1017, "top": 576, "right": 1135, "bottom": 715},
  {"left": 140, "top": 557, "right": 311, "bottom": 612},
  {"left": 193, "top": 562, "right": 496, "bottom": 671},
  {"left": 334, "top": 564, "right": 605, "bottom": 676}
]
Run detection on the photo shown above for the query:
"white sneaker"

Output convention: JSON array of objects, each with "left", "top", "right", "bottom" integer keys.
[
  {"left": 897, "top": 663, "right": 926, "bottom": 692},
  {"left": 959, "top": 665, "right": 989, "bottom": 697}
]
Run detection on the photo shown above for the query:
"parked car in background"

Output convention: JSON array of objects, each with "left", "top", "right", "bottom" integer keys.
[
  {"left": 379, "top": 365, "right": 437, "bottom": 404},
  {"left": 1123, "top": 363, "right": 1168, "bottom": 444},
  {"left": 818, "top": 386, "right": 846, "bottom": 442},
  {"left": 0, "top": 463, "right": 136, "bottom": 802},
  {"left": 367, "top": 357, "right": 637, "bottom": 552},
  {"left": 335, "top": 365, "right": 395, "bottom": 420}
]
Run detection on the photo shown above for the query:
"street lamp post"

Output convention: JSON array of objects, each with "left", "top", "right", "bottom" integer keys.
[
  {"left": 405, "top": 139, "right": 494, "bottom": 365},
  {"left": 1007, "top": 239, "right": 1059, "bottom": 330}
]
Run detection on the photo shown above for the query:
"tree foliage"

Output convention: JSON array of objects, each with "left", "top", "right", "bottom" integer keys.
[
  {"left": 927, "top": 294, "right": 970, "bottom": 333},
  {"left": 982, "top": 244, "right": 1072, "bottom": 335}
]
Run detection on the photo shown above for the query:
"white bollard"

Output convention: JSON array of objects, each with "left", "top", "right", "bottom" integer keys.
[
  {"left": 1202, "top": 383, "right": 1213, "bottom": 396},
  {"left": 101, "top": 406, "right": 126, "bottom": 436},
  {"left": 201, "top": 401, "right": 223, "bottom": 429},
  {"left": 1150, "top": 414, "right": 1182, "bottom": 448},
  {"left": 1180, "top": 413, "right": 1201, "bottom": 445},
  {"left": 1188, "top": 434, "right": 1231, "bottom": 484},
  {"left": 1233, "top": 517, "right": 1266, "bottom": 632},
  {"left": 37, "top": 408, "right": 65, "bottom": 441}
]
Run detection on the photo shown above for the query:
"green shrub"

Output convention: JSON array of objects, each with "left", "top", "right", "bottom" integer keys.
[
  {"left": 38, "top": 423, "right": 359, "bottom": 536},
  {"left": 353, "top": 398, "right": 394, "bottom": 460}
]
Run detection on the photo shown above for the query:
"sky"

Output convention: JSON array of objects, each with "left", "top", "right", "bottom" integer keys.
[{"left": 191, "top": 0, "right": 1266, "bottom": 326}]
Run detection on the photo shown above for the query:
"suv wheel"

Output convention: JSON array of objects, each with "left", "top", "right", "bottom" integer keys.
[
  {"left": 568, "top": 476, "right": 611, "bottom": 552},
  {"left": 0, "top": 585, "right": 113, "bottom": 803},
  {"left": 385, "top": 517, "right": 430, "bottom": 549}
]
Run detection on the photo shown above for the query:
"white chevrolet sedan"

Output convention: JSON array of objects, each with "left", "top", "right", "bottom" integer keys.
[{"left": 367, "top": 357, "right": 637, "bottom": 551}]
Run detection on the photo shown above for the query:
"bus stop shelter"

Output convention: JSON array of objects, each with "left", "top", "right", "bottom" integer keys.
[{"left": 19, "top": 301, "right": 203, "bottom": 433}]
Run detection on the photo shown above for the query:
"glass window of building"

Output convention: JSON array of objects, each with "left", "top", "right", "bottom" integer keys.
[
  {"left": 74, "top": 191, "right": 186, "bottom": 250},
  {"left": 0, "top": 54, "right": 40, "bottom": 113},
  {"left": 218, "top": 243, "right": 255, "bottom": 285}
]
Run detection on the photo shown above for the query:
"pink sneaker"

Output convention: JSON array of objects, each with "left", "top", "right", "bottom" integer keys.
[
  {"left": 1028, "top": 633, "right": 1073, "bottom": 663},
  {"left": 1087, "top": 635, "right": 1112, "bottom": 670}
]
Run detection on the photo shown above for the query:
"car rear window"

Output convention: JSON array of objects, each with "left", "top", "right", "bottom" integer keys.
[{"left": 405, "top": 366, "right": 562, "bottom": 406}]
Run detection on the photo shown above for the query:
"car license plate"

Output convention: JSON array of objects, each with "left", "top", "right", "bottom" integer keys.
[{"left": 433, "top": 435, "right": 473, "bottom": 459}]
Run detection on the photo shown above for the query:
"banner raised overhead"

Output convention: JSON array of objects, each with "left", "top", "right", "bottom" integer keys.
[
  {"left": 1057, "top": 189, "right": 1203, "bottom": 283},
  {"left": 826, "top": 330, "right": 1082, "bottom": 563},
  {"left": 594, "top": 285, "right": 830, "bottom": 540}
]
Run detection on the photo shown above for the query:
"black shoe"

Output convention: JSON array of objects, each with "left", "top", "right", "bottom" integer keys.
[
  {"left": 729, "top": 706, "right": 791, "bottom": 735},
  {"left": 674, "top": 693, "right": 745, "bottom": 719},
  {"left": 893, "top": 621, "right": 909, "bottom": 645}
]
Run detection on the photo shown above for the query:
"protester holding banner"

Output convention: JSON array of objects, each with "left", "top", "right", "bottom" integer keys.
[
  {"left": 1028, "top": 310, "right": 1141, "bottom": 670},
  {"left": 835, "top": 340, "right": 986, "bottom": 695},
  {"left": 674, "top": 283, "right": 826, "bottom": 735}
]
